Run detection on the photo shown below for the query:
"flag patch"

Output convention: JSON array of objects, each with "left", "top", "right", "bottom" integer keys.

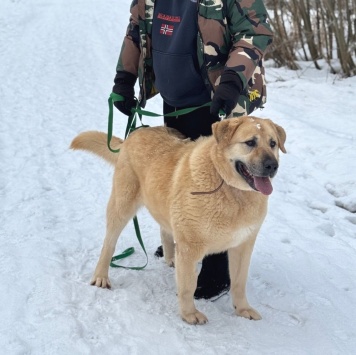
[{"left": 160, "top": 24, "right": 174, "bottom": 36}]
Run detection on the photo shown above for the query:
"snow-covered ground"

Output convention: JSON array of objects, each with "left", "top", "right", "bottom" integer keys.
[{"left": 1, "top": 1, "right": 355, "bottom": 354}]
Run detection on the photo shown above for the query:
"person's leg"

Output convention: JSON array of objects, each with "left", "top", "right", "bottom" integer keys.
[
  {"left": 194, "top": 251, "right": 230, "bottom": 300},
  {"left": 160, "top": 102, "right": 230, "bottom": 300}
]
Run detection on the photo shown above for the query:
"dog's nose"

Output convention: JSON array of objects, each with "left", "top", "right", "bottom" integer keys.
[{"left": 263, "top": 158, "right": 278, "bottom": 175}]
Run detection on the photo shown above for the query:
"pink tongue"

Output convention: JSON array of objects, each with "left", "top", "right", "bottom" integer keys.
[{"left": 253, "top": 176, "right": 273, "bottom": 195}]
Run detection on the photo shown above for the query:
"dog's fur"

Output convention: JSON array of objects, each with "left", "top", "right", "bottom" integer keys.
[{"left": 70, "top": 116, "right": 286, "bottom": 324}]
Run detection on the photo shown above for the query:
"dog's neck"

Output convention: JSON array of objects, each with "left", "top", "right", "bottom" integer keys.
[{"left": 190, "top": 179, "right": 224, "bottom": 195}]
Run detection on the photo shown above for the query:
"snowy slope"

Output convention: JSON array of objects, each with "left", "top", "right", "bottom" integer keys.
[{"left": 1, "top": 1, "right": 356, "bottom": 354}]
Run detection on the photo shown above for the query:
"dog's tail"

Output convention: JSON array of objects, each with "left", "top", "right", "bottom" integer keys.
[{"left": 70, "top": 131, "right": 123, "bottom": 165}]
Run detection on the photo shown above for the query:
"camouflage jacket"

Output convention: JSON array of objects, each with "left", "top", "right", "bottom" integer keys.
[{"left": 117, "top": 0, "right": 273, "bottom": 116}]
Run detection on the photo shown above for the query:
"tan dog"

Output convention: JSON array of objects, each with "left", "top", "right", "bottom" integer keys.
[{"left": 70, "top": 116, "right": 286, "bottom": 325}]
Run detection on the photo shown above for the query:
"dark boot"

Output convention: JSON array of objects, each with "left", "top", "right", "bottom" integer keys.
[
  {"left": 194, "top": 252, "right": 230, "bottom": 299},
  {"left": 154, "top": 245, "right": 164, "bottom": 258},
  {"left": 155, "top": 246, "right": 230, "bottom": 299}
]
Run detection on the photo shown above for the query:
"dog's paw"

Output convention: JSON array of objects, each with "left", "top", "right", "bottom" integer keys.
[
  {"left": 235, "top": 306, "right": 261, "bottom": 320},
  {"left": 165, "top": 257, "right": 175, "bottom": 267},
  {"left": 90, "top": 276, "right": 111, "bottom": 289},
  {"left": 181, "top": 310, "right": 208, "bottom": 325}
]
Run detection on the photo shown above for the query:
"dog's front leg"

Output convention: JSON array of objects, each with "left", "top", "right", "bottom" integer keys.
[
  {"left": 175, "top": 243, "right": 207, "bottom": 325},
  {"left": 228, "top": 237, "right": 262, "bottom": 320}
]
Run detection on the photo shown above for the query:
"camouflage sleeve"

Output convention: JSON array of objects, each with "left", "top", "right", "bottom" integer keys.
[
  {"left": 226, "top": 0, "right": 273, "bottom": 88},
  {"left": 116, "top": 0, "right": 141, "bottom": 77}
]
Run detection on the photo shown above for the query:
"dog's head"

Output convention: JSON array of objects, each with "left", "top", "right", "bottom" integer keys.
[{"left": 212, "top": 116, "right": 286, "bottom": 195}]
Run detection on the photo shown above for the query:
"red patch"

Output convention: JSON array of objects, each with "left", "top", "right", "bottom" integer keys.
[{"left": 157, "top": 13, "right": 181, "bottom": 23}]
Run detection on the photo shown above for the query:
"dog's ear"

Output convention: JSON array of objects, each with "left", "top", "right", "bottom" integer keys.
[
  {"left": 273, "top": 123, "right": 287, "bottom": 153},
  {"left": 212, "top": 118, "right": 243, "bottom": 144},
  {"left": 212, "top": 120, "right": 230, "bottom": 143}
]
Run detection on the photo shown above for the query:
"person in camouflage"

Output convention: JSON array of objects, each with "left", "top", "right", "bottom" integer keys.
[{"left": 113, "top": 0, "right": 273, "bottom": 299}]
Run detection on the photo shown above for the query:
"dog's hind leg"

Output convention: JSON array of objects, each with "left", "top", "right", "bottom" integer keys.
[
  {"left": 160, "top": 228, "right": 175, "bottom": 267},
  {"left": 90, "top": 170, "right": 140, "bottom": 289},
  {"left": 175, "top": 242, "right": 208, "bottom": 325}
]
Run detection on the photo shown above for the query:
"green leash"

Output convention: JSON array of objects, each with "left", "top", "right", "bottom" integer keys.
[
  {"left": 107, "top": 92, "right": 225, "bottom": 269},
  {"left": 107, "top": 93, "right": 138, "bottom": 153},
  {"left": 110, "top": 216, "right": 148, "bottom": 270},
  {"left": 107, "top": 92, "right": 224, "bottom": 153},
  {"left": 107, "top": 94, "right": 148, "bottom": 269}
]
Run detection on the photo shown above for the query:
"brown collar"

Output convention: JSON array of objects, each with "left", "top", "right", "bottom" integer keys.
[{"left": 191, "top": 180, "right": 224, "bottom": 195}]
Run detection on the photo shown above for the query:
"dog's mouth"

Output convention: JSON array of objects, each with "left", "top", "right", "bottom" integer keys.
[{"left": 235, "top": 161, "right": 273, "bottom": 195}]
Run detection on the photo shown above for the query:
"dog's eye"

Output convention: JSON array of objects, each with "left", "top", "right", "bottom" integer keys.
[
  {"left": 270, "top": 140, "right": 277, "bottom": 148},
  {"left": 245, "top": 140, "right": 256, "bottom": 147}
]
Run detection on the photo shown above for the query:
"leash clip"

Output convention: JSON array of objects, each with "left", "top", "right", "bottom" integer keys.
[{"left": 218, "top": 109, "right": 226, "bottom": 119}]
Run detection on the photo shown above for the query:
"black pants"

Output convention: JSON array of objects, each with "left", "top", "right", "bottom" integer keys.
[{"left": 163, "top": 102, "right": 230, "bottom": 299}]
